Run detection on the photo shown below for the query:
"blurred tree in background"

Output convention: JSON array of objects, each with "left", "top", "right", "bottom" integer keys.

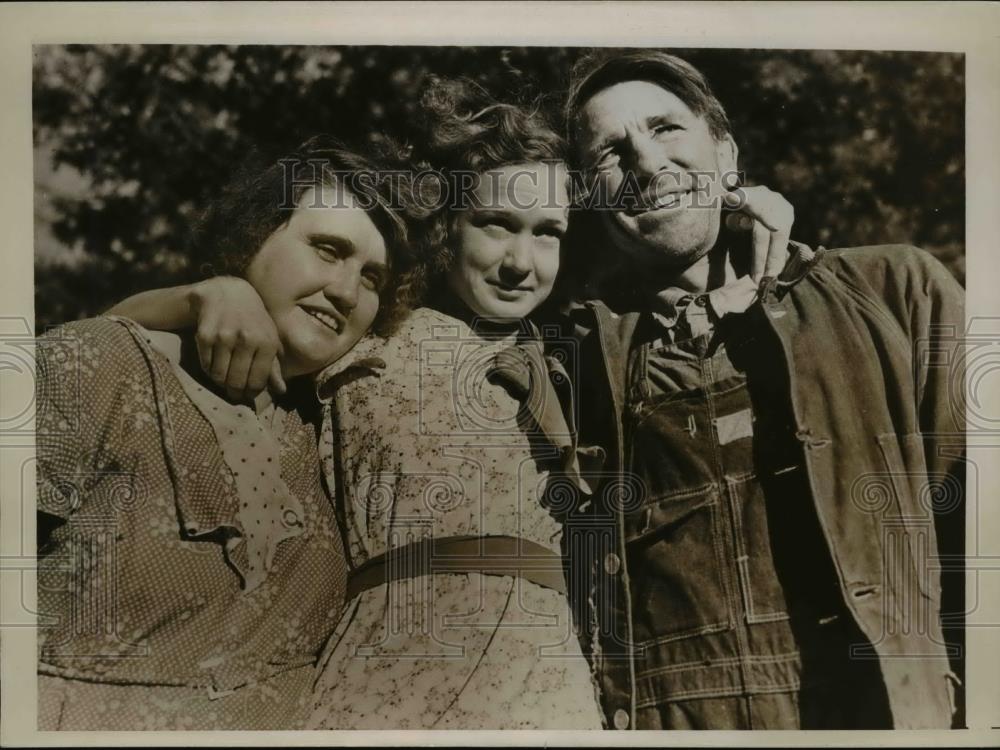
[{"left": 33, "top": 45, "right": 964, "bottom": 328}]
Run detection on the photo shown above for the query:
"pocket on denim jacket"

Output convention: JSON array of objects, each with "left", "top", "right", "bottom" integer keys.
[{"left": 625, "top": 486, "right": 732, "bottom": 644}]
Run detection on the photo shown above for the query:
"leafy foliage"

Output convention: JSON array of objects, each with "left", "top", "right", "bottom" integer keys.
[{"left": 33, "top": 45, "right": 964, "bottom": 328}]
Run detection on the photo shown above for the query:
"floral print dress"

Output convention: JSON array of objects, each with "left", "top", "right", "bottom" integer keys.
[
  {"left": 306, "top": 307, "right": 603, "bottom": 729},
  {"left": 35, "top": 317, "right": 348, "bottom": 730}
]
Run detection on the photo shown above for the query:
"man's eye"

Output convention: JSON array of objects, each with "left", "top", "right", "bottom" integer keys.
[
  {"left": 652, "top": 123, "right": 682, "bottom": 136},
  {"left": 595, "top": 148, "right": 619, "bottom": 170}
]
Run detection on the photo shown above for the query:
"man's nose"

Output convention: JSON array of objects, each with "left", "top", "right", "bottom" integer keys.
[
  {"left": 502, "top": 233, "right": 534, "bottom": 276},
  {"left": 628, "top": 134, "right": 669, "bottom": 181},
  {"left": 323, "top": 267, "right": 359, "bottom": 313}
]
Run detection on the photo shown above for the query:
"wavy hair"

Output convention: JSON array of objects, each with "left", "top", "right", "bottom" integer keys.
[
  {"left": 192, "top": 134, "right": 429, "bottom": 336},
  {"left": 407, "top": 77, "right": 569, "bottom": 292}
]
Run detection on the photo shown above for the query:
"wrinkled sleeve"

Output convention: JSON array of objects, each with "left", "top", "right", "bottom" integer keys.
[
  {"left": 35, "top": 319, "right": 147, "bottom": 523},
  {"left": 832, "top": 245, "right": 966, "bottom": 693},
  {"left": 830, "top": 245, "right": 965, "bottom": 470}
]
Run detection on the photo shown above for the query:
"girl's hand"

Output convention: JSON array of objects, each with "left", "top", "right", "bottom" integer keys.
[
  {"left": 722, "top": 181, "right": 795, "bottom": 282},
  {"left": 186, "top": 277, "right": 286, "bottom": 402}
]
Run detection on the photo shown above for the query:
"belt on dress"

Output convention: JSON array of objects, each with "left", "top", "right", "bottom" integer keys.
[{"left": 346, "top": 534, "right": 568, "bottom": 600}]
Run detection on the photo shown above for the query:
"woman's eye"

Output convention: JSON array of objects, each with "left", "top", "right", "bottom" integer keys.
[
  {"left": 362, "top": 270, "right": 384, "bottom": 291},
  {"left": 474, "top": 218, "right": 515, "bottom": 234},
  {"left": 314, "top": 243, "right": 341, "bottom": 261}
]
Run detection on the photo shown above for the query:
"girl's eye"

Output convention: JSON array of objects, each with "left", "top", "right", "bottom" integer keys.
[
  {"left": 478, "top": 219, "right": 515, "bottom": 233},
  {"left": 535, "top": 228, "right": 565, "bottom": 241}
]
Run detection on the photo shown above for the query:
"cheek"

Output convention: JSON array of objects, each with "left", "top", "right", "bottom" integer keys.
[
  {"left": 595, "top": 170, "right": 624, "bottom": 205},
  {"left": 607, "top": 209, "right": 637, "bottom": 235},
  {"left": 456, "top": 231, "right": 504, "bottom": 275},
  {"left": 353, "top": 289, "right": 381, "bottom": 331},
  {"left": 535, "top": 246, "right": 561, "bottom": 286}
]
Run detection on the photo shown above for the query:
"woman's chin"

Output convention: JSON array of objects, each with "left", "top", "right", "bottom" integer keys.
[
  {"left": 474, "top": 308, "right": 529, "bottom": 325},
  {"left": 476, "top": 295, "right": 543, "bottom": 322}
]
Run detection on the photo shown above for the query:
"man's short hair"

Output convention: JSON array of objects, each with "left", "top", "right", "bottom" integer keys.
[{"left": 564, "top": 49, "right": 732, "bottom": 161}]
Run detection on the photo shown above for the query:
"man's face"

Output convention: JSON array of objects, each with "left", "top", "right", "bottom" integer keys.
[{"left": 575, "top": 80, "right": 738, "bottom": 272}]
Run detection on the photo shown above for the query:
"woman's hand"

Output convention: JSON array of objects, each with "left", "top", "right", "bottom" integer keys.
[
  {"left": 186, "top": 277, "right": 285, "bottom": 402},
  {"left": 722, "top": 180, "right": 795, "bottom": 282}
]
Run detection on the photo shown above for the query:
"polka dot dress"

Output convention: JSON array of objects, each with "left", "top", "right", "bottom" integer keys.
[{"left": 35, "top": 317, "right": 348, "bottom": 730}]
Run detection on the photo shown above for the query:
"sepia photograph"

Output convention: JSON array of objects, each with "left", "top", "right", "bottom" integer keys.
[{"left": 2, "top": 2, "right": 998, "bottom": 746}]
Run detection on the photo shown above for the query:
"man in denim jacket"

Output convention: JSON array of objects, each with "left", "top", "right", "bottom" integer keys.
[{"left": 559, "top": 49, "right": 965, "bottom": 730}]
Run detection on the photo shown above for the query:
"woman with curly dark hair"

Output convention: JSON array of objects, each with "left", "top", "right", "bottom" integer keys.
[
  {"left": 304, "top": 80, "right": 603, "bottom": 729},
  {"left": 36, "top": 136, "right": 425, "bottom": 730}
]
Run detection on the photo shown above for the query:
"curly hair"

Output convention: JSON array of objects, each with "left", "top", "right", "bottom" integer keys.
[
  {"left": 192, "top": 134, "right": 429, "bottom": 336},
  {"left": 406, "top": 77, "right": 569, "bottom": 294}
]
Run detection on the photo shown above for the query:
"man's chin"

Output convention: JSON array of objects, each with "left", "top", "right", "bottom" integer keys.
[{"left": 619, "top": 235, "right": 707, "bottom": 273}]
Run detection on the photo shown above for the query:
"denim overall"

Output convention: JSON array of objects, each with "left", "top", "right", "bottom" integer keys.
[{"left": 622, "top": 309, "right": 891, "bottom": 729}]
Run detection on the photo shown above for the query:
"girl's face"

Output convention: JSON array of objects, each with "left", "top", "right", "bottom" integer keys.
[
  {"left": 446, "top": 162, "right": 570, "bottom": 322},
  {"left": 245, "top": 184, "right": 389, "bottom": 378}
]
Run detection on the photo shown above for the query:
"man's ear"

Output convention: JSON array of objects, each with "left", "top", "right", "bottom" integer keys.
[{"left": 716, "top": 134, "right": 739, "bottom": 177}]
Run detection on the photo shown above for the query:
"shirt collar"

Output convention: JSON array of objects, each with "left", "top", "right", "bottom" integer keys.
[
  {"left": 649, "top": 286, "right": 695, "bottom": 330},
  {"left": 312, "top": 333, "right": 388, "bottom": 404}
]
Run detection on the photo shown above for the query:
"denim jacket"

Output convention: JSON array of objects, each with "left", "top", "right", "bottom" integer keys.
[{"left": 564, "top": 244, "right": 966, "bottom": 729}]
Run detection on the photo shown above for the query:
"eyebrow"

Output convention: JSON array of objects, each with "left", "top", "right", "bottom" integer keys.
[
  {"left": 467, "top": 208, "right": 518, "bottom": 222},
  {"left": 535, "top": 216, "right": 568, "bottom": 232},
  {"left": 592, "top": 133, "right": 623, "bottom": 154}
]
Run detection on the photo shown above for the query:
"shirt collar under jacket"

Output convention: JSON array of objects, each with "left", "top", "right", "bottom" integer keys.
[{"left": 647, "top": 239, "right": 818, "bottom": 336}]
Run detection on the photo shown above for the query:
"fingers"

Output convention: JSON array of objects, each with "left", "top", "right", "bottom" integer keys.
[
  {"left": 751, "top": 220, "right": 771, "bottom": 282},
  {"left": 724, "top": 184, "right": 795, "bottom": 281},
  {"left": 194, "top": 314, "right": 218, "bottom": 380},
  {"left": 764, "top": 215, "right": 792, "bottom": 281},
  {"left": 201, "top": 327, "right": 280, "bottom": 402},
  {"left": 207, "top": 332, "right": 234, "bottom": 391},
  {"left": 726, "top": 185, "right": 791, "bottom": 232},
  {"left": 725, "top": 210, "right": 755, "bottom": 233},
  {"left": 243, "top": 345, "right": 280, "bottom": 401},
  {"left": 189, "top": 276, "right": 284, "bottom": 401},
  {"left": 268, "top": 358, "right": 287, "bottom": 396},
  {"left": 224, "top": 341, "right": 255, "bottom": 403}
]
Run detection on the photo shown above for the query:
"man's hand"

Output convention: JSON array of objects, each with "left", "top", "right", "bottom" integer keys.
[
  {"left": 186, "top": 277, "right": 285, "bottom": 402},
  {"left": 722, "top": 179, "right": 795, "bottom": 282}
]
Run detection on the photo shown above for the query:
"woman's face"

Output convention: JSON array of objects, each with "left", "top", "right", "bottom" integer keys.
[
  {"left": 446, "top": 162, "right": 570, "bottom": 322},
  {"left": 245, "top": 184, "right": 389, "bottom": 378}
]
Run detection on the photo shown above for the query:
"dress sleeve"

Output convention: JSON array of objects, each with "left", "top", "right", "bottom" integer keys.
[{"left": 35, "top": 318, "right": 153, "bottom": 521}]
